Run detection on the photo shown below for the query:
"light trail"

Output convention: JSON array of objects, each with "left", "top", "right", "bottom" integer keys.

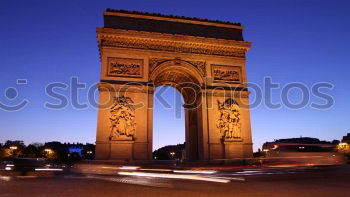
[
  {"left": 118, "top": 171, "right": 230, "bottom": 183},
  {"left": 173, "top": 170, "right": 217, "bottom": 174},
  {"left": 35, "top": 168, "right": 63, "bottom": 171}
]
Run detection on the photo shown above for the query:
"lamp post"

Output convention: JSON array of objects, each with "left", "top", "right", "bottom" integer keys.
[
  {"left": 263, "top": 149, "right": 269, "bottom": 157},
  {"left": 86, "top": 150, "right": 93, "bottom": 159},
  {"left": 9, "top": 146, "right": 18, "bottom": 157},
  {"left": 337, "top": 143, "right": 350, "bottom": 154},
  {"left": 170, "top": 152, "right": 175, "bottom": 160},
  {"left": 44, "top": 148, "right": 54, "bottom": 160},
  {"left": 9, "top": 146, "right": 18, "bottom": 150}
]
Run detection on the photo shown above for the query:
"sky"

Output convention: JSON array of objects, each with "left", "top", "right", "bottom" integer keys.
[{"left": 0, "top": 0, "right": 349, "bottom": 151}]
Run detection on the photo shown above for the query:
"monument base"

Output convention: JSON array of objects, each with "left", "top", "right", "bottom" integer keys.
[
  {"left": 223, "top": 140, "right": 244, "bottom": 159},
  {"left": 110, "top": 141, "right": 134, "bottom": 161}
]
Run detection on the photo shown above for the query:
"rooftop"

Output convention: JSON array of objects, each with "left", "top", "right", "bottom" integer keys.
[
  {"left": 103, "top": 9, "right": 245, "bottom": 41},
  {"left": 106, "top": 8, "right": 242, "bottom": 26}
]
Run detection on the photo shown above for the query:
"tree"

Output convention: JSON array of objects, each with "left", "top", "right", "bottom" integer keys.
[
  {"left": 332, "top": 140, "right": 340, "bottom": 145},
  {"left": 23, "top": 144, "right": 40, "bottom": 158},
  {"left": 68, "top": 152, "right": 82, "bottom": 164},
  {"left": 153, "top": 144, "right": 185, "bottom": 160},
  {"left": 82, "top": 143, "right": 95, "bottom": 160},
  {"left": 4, "top": 140, "right": 25, "bottom": 148},
  {"left": 42, "top": 142, "right": 68, "bottom": 162},
  {"left": 0, "top": 148, "right": 12, "bottom": 158},
  {"left": 1, "top": 140, "right": 25, "bottom": 158}
]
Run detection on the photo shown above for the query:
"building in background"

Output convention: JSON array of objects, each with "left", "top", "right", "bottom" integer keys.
[{"left": 342, "top": 133, "right": 350, "bottom": 144}]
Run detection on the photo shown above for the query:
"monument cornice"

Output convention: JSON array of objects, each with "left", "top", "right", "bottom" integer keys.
[
  {"left": 204, "top": 89, "right": 250, "bottom": 98},
  {"left": 97, "top": 28, "right": 251, "bottom": 58},
  {"left": 104, "top": 11, "right": 244, "bottom": 30},
  {"left": 98, "top": 83, "right": 151, "bottom": 93}
]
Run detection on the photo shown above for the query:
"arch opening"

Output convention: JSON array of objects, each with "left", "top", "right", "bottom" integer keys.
[
  {"left": 152, "top": 86, "right": 186, "bottom": 160},
  {"left": 151, "top": 61, "right": 204, "bottom": 161}
]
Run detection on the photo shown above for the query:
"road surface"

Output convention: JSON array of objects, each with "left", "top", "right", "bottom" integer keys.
[{"left": 1, "top": 165, "right": 349, "bottom": 197}]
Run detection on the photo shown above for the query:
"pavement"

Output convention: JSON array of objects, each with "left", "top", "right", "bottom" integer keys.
[{"left": 0, "top": 164, "right": 350, "bottom": 197}]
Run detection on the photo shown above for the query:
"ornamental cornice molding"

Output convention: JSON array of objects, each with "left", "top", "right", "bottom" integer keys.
[
  {"left": 203, "top": 89, "right": 250, "bottom": 98},
  {"left": 97, "top": 29, "right": 250, "bottom": 58},
  {"left": 98, "top": 83, "right": 150, "bottom": 93},
  {"left": 97, "top": 29, "right": 251, "bottom": 48}
]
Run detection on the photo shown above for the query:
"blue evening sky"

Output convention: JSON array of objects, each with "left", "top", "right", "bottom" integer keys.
[{"left": 0, "top": 0, "right": 349, "bottom": 151}]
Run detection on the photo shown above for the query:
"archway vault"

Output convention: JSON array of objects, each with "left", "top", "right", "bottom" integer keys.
[
  {"left": 150, "top": 59, "right": 204, "bottom": 106},
  {"left": 95, "top": 10, "right": 253, "bottom": 162}
]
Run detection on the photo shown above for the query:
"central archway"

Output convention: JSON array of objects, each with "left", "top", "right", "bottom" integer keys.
[
  {"left": 150, "top": 59, "right": 205, "bottom": 161},
  {"left": 152, "top": 86, "right": 185, "bottom": 160}
]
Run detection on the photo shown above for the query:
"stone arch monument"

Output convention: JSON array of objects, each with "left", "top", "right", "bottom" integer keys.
[{"left": 95, "top": 10, "right": 253, "bottom": 162}]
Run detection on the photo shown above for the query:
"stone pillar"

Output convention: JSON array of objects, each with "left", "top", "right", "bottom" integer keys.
[
  {"left": 206, "top": 90, "right": 253, "bottom": 160},
  {"left": 184, "top": 108, "right": 199, "bottom": 161},
  {"left": 197, "top": 91, "right": 209, "bottom": 161},
  {"left": 95, "top": 83, "right": 152, "bottom": 161}
]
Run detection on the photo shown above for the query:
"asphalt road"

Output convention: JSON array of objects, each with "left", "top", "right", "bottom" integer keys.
[{"left": 1, "top": 165, "right": 350, "bottom": 197}]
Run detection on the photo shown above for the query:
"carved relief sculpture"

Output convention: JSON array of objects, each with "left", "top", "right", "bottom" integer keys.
[
  {"left": 107, "top": 57, "right": 143, "bottom": 78},
  {"left": 190, "top": 60, "right": 206, "bottom": 77},
  {"left": 212, "top": 65, "right": 241, "bottom": 83},
  {"left": 149, "top": 58, "right": 206, "bottom": 77},
  {"left": 217, "top": 99, "right": 242, "bottom": 140},
  {"left": 149, "top": 58, "right": 169, "bottom": 72},
  {"left": 109, "top": 96, "right": 136, "bottom": 140}
]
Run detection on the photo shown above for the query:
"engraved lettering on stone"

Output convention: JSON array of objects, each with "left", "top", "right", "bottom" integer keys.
[{"left": 217, "top": 99, "right": 241, "bottom": 140}]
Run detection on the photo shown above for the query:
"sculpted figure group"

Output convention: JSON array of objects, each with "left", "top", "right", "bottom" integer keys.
[
  {"left": 217, "top": 99, "right": 242, "bottom": 140},
  {"left": 109, "top": 96, "right": 136, "bottom": 140}
]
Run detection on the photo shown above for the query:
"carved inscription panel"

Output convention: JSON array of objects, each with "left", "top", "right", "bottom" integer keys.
[
  {"left": 107, "top": 57, "right": 143, "bottom": 78},
  {"left": 212, "top": 65, "right": 241, "bottom": 83}
]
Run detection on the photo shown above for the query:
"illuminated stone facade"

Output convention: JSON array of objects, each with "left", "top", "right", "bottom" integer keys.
[{"left": 95, "top": 10, "right": 253, "bottom": 162}]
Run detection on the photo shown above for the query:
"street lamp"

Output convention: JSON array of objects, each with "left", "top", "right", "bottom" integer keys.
[
  {"left": 170, "top": 152, "right": 175, "bottom": 160},
  {"left": 43, "top": 148, "right": 55, "bottom": 159},
  {"left": 86, "top": 150, "right": 93, "bottom": 159},
  {"left": 339, "top": 142, "right": 349, "bottom": 147},
  {"left": 337, "top": 142, "right": 350, "bottom": 154},
  {"left": 263, "top": 149, "right": 269, "bottom": 157},
  {"left": 9, "top": 146, "right": 18, "bottom": 157},
  {"left": 9, "top": 146, "right": 18, "bottom": 150}
]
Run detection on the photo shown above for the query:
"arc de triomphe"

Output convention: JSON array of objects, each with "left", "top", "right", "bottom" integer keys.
[{"left": 95, "top": 10, "right": 253, "bottom": 162}]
